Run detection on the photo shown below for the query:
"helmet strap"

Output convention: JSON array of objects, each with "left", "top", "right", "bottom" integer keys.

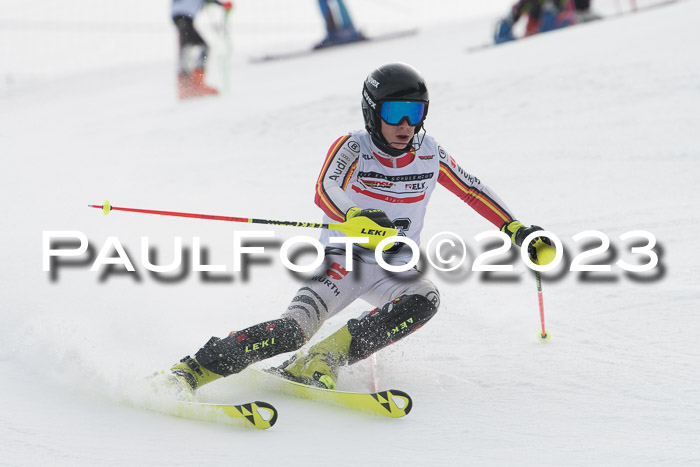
[{"left": 412, "top": 125, "right": 426, "bottom": 152}]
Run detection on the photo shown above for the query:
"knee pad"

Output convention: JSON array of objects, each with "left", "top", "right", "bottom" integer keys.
[
  {"left": 346, "top": 293, "right": 439, "bottom": 364},
  {"left": 409, "top": 282, "right": 441, "bottom": 310},
  {"left": 195, "top": 317, "right": 306, "bottom": 377}
]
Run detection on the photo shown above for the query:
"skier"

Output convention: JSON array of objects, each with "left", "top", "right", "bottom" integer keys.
[
  {"left": 314, "top": 0, "right": 365, "bottom": 49},
  {"left": 160, "top": 62, "right": 553, "bottom": 397},
  {"left": 494, "top": 0, "right": 578, "bottom": 44},
  {"left": 572, "top": 0, "right": 602, "bottom": 23},
  {"left": 171, "top": 0, "right": 232, "bottom": 99}
]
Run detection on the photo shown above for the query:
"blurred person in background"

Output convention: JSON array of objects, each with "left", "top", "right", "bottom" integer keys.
[
  {"left": 172, "top": 0, "right": 232, "bottom": 99},
  {"left": 315, "top": 0, "right": 365, "bottom": 49},
  {"left": 494, "top": 0, "right": 593, "bottom": 44}
]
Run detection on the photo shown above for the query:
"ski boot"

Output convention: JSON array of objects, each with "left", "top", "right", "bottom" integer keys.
[
  {"left": 314, "top": 28, "right": 365, "bottom": 49},
  {"left": 190, "top": 69, "right": 218, "bottom": 97},
  {"left": 170, "top": 355, "right": 222, "bottom": 390},
  {"left": 494, "top": 14, "right": 516, "bottom": 44},
  {"left": 177, "top": 72, "right": 194, "bottom": 100},
  {"left": 150, "top": 370, "right": 196, "bottom": 401},
  {"left": 151, "top": 355, "right": 223, "bottom": 401},
  {"left": 177, "top": 69, "right": 218, "bottom": 99},
  {"left": 280, "top": 325, "right": 352, "bottom": 390}
]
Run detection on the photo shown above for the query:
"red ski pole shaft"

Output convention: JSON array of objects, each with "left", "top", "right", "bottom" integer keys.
[
  {"left": 535, "top": 271, "right": 548, "bottom": 339},
  {"left": 88, "top": 200, "right": 399, "bottom": 251},
  {"left": 88, "top": 202, "right": 328, "bottom": 229},
  {"left": 370, "top": 354, "right": 379, "bottom": 392}
]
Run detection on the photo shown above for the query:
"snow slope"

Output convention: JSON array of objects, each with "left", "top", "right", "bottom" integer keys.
[{"left": 1, "top": 1, "right": 699, "bottom": 465}]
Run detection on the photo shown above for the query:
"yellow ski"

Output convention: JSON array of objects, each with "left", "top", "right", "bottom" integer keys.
[
  {"left": 251, "top": 368, "right": 412, "bottom": 418},
  {"left": 170, "top": 400, "right": 278, "bottom": 429}
]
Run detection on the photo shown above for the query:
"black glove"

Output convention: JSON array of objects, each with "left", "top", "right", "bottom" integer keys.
[
  {"left": 345, "top": 207, "right": 395, "bottom": 229},
  {"left": 501, "top": 220, "right": 553, "bottom": 263}
]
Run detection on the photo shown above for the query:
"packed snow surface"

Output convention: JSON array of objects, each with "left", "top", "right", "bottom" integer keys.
[{"left": 1, "top": 0, "right": 699, "bottom": 465}]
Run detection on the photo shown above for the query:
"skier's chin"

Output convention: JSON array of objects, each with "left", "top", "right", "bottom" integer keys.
[{"left": 389, "top": 139, "right": 411, "bottom": 149}]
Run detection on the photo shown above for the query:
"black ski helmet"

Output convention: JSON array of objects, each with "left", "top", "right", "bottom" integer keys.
[{"left": 361, "top": 62, "right": 429, "bottom": 154}]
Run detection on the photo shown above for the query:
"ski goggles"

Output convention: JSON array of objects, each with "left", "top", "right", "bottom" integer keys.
[{"left": 379, "top": 101, "right": 426, "bottom": 126}]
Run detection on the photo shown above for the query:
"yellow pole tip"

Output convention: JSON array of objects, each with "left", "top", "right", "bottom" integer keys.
[{"left": 538, "top": 331, "right": 552, "bottom": 342}]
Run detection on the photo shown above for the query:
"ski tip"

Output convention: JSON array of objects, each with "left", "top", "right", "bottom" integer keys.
[
  {"left": 253, "top": 400, "right": 279, "bottom": 428},
  {"left": 370, "top": 389, "right": 413, "bottom": 417},
  {"left": 387, "top": 389, "right": 413, "bottom": 416},
  {"left": 233, "top": 400, "right": 279, "bottom": 429}
]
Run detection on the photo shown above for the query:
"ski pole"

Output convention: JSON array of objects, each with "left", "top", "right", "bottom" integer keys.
[
  {"left": 370, "top": 354, "right": 380, "bottom": 392},
  {"left": 88, "top": 201, "right": 398, "bottom": 250},
  {"left": 222, "top": 7, "right": 232, "bottom": 93},
  {"left": 535, "top": 271, "right": 551, "bottom": 342}
]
